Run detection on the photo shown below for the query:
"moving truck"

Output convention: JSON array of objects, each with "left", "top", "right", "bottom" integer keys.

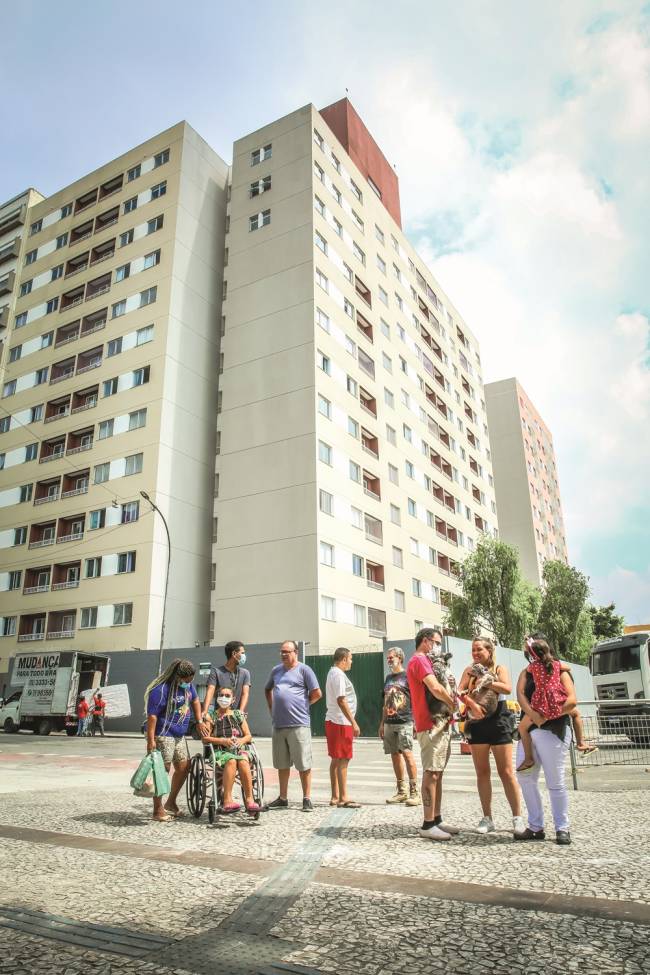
[{"left": 0, "top": 650, "right": 110, "bottom": 736}]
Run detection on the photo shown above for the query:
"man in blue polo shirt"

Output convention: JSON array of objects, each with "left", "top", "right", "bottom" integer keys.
[{"left": 265, "top": 640, "right": 322, "bottom": 811}]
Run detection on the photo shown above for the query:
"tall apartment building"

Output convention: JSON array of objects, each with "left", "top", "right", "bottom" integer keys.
[
  {"left": 0, "top": 123, "right": 228, "bottom": 677},
  {"left": 484, "top": 377, "right": 567, "bottom": 586},
  {"left": 0, "top": 189, "right": 45, "bottom": 372},
  {"left": 212, "top": 100, "right": 498, "bottom": 652}
]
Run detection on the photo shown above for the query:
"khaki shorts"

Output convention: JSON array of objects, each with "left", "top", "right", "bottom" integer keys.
[
  {"left": 417, "top": 727, "right": 452, "bottom": 772},
  {"left": 155, "top": 736, "right": 187, "bottom": 766},
  {"left": 272, "top": 726, "right": 312, "bottom": 772},
  {"left": 383, "top": 722, "right": 414, "bottom": 755}
]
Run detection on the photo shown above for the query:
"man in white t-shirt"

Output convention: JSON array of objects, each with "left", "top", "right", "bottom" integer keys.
[{"left": 325, "top": 647, "right": 361, "bottom": 808}]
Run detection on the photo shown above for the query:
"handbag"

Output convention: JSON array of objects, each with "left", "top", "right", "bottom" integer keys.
[
  {"left": 151, "top": 748, "right": 171, "bottom": 796},
  {"left": 130, "top": 750, "right": 171, "bottom": 797}
]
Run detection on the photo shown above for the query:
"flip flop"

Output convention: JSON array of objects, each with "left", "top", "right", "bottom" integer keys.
[
  {"left": 152, "top": 814, "right": 174, "bottom": 823},
  {"left": 338, "top": 801, "right": 361, "bottom": 808},
  {"left": 329, "top": 799, "right": 340, "bottom": 807},
  {"left": 578, "top": 745, "right": 598, "bottom": 756},
  {"left": 222, "top": 802, "right": 242, "bottom": 813}
]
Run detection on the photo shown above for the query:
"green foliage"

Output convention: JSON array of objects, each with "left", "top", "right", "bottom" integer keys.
[
  {"left": 444, "top": 536, "right": 540, "bottom": 649},
  {"left": 536, "top": 560, "right": 592, "bottom": 662},
  {"left": 588, "top": 603, "right": 625, "bottom": 642}
]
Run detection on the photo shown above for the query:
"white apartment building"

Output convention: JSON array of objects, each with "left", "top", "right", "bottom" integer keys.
[
  {"left": 212, "top": 99, "right": 498, "bottom": 652},
  {"left": 0, "top": 123, "right": 228, "bottom": 678},
  {"left": 0, "top": 189, "right": 45, "bottom": 378},
  {"left": 485, "top": 377, "right": 568, "bottom": 586}
]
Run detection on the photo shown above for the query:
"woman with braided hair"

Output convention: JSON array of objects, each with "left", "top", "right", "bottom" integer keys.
[{"left": 145, "top": 659, "right": 208, "bottom": 821}]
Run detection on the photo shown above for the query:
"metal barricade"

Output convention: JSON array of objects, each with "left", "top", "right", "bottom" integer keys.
[{"left": 569, "top": 699, "right": 650, "bottom": 788}]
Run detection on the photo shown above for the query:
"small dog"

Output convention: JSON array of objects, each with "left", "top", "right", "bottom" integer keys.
[
  {"left": 462, "top": 663, "right": 498, "bottom": 733},
  {"left": 425, "top": 650, "right": 455, "bottom": 731}
]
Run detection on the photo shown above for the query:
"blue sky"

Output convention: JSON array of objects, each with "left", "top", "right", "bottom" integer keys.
[{"left": 3, "top": 1, "right": 649, "bottom": 622}]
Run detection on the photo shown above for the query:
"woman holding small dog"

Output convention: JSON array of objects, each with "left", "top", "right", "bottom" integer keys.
[{"left": 458, "top": 638, "right": 526, "bottom": 837}]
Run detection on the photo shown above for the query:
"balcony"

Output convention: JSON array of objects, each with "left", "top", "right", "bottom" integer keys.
[
  {"left": 65, "top": 253, "right": 89, "bottom": 278},
  {"left": 29, "top": 536, "right": 55, "bottom": 549},
  {"left": 23, "top": 584, "right": 50, "bottom": 595},
  {"left": 364, "top": 514, "right": 383, "bottom": 545},
  {"left": 0, "top": 237, "right": 20, "bottom": 266},
  {"left": 85, "top": 273, "right": 111, "bottom": 302},
  {"left": 76, "top": 346, "right": 102, "bottom": 375},
  {"left": 366, "top": 561, "right": 385, "bottom": 591},
  {"left": 50, "top": 357, "right": 75, "bottom": 384},
  {"left": 356, "top": 311, "right": 373, "bottom": 344},
  {"left": 61, "top": 484, "right": 88, "bottom": 499},
  {"left": 357, "top": 348, "right": 375, "bottom": 380},
  {"left": 52, "top": 562, "right": 81, "bottom": 590},
  {"left": 51, "top": 580, "right": 80, "bottom": 591},
  {"left": 361, "top": 429, "right": 379, "bottom": 459},
  {"left": 60, "top": 286, "right": 85, "bottom": 312},
  {"left": 56, "top": 531, "right": 84, "bottom": 544},
  {"left": 0, "top": 269, "right": 15, "bottom": 296},
  {"left": 71, "top": 387, "right": 98, "bottom": 414},
  {"left": 46, "top": 629, "right": 75, "bottom": 639},
  {"left": 17, "top": 632, "right": 45, "bottom": 643},
  {"left": 0, "top": 204, "right": 26, "bottom": 235},
  {"left": 44, "top": 397, "right": 71, "bottom": 423},
  {"left": 39, "top": 445, "right": 65, "bottom": 463},
  {"left": 55, "top": 321, "right": 81, "bottom": 347},
  {"left": 75, "top": 189, "right": 98, "bottom": 215},
  {"left": 99, "top": 175, "right": 123, "bottom": 200},
  {"left": 94, "top": 207, "right": 119, "bottom": 234},
  {"left": 0, "top": 305, "right": 8, "bottom": 329},
  {"left": 359, "top": 387, "right": 377, "bottom": 418},
  {"left": 66, "top": 441, "right": 92, "bottom": 455},
  {"left": 34, "top": 480, "right": 60, "bottom": 504},
  {"left": 368, "top": 608, "right": 387, "bottom": 638},
  {"left": 70, "top": 220, "right": 93, "bottom": 245},
  {"left": 90, "top": 240, "right": 115, "bottom": 266},
  {"left": 354, "top": 275, "right": 372, "bottom": 308},
  {"left": 363, "top": 471, "right": 381, "bottom": 501}
]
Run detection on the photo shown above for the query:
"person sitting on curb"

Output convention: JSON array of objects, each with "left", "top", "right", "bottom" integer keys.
[
  {"left": 325, "top": 647, "right": 361, "bottom": 808},
  {"left": 379, "top": 647, "right": 419, "bottom": 806}
]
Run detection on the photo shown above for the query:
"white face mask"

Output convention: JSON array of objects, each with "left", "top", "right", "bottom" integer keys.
[
  {"left": 217, "top": 696, "right": 232, "bottom": 709},
  {"left": 238, "top": 652, "right": 247, "bottom": 665}
]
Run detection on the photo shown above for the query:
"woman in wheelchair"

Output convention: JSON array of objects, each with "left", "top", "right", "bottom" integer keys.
[{"left": 203, "top": 686, "right": 260, "bottom": 814}]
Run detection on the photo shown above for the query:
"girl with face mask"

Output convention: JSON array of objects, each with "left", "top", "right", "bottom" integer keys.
[{"left": 202, "top": 686, "right": 260, "bottom": 813}]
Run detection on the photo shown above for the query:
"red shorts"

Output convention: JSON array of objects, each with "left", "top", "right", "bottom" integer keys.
[{"left": 325, "top": 720, "right": 354, "bottom": 759}]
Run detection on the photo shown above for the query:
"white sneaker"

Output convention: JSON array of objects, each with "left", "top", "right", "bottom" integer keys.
[
  {"left": 438, "top": 822, "right": 460, "bottom": 835},
  {"left": 476, "top": 816, "right": 495, "bottom": 833},
  {"left": 513, "top": 815, "right": 526, "bottom": 836},
  {"left": 419, "top": 825, "right": 452, "bottom": 841}
]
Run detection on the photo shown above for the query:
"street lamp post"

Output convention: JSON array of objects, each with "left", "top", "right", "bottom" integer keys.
[{"left": 140, "top": 491, "right": 171, "bottom": 675}]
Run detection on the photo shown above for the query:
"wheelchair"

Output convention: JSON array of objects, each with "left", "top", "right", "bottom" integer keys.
[{"left": 186, "top": 740, "right": 265, "bottom": 824}]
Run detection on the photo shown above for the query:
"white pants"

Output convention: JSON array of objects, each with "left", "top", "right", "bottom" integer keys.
[{"left": 516, "top": 727, "right": 570, "bottom": 832}]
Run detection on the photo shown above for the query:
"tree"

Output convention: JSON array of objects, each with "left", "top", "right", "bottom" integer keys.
[
  {"left": 536, "top": 560, "right": 593, "bottom": 663},
  {"left": 444, "top": 536, "right": 541, "bottom": 649},
  {"left": 588, "top": 603, "right": 625, "bottom": 642}
]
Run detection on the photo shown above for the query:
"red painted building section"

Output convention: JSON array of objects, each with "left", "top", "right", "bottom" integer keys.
[{"left": 319, "top": 98, "right": 402, "bottom": 229}]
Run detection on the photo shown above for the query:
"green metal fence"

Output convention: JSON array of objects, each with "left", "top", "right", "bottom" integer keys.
[{"left": 306, "top": 652, "right": 385, "bottom": 736}]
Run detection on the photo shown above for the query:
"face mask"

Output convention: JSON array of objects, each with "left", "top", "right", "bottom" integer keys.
[
  {"left": 217, "top": 696, "right": 232, "bottom": 709},
  {"left": 179, "top": 681, "right": 191, "bottom": 690},
  {"left": 238, "top": 653, "right": 247, "bottom": 665}
]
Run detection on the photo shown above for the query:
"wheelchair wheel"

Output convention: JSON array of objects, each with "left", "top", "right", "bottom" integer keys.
[
  {"left": 186, "top": 753, "right": 207, "bottom": 819},
  {"left": 250, "top": 750, "right": 265, "bottom": 814}
]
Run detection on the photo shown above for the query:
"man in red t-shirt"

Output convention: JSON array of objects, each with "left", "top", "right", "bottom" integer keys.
[
  {"left": 76, "top": 695, "right": 89, "bottom": 737},
  {"left": 406, "top": 627, "right": 457, "bottom": 841},
  {"left": 92, "top": 692, "right": 106, "bottom": 737}
]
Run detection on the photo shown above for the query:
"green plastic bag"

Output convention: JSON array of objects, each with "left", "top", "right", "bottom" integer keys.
[{"left": 130, "top": 751, "right": 170, "bottom": 797}]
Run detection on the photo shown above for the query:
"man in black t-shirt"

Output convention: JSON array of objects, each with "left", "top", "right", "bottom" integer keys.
[{"left": 378, "top": 647, "right": 419, "bottom": 805}]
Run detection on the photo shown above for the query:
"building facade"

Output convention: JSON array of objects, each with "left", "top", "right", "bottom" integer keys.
[
  {"left": 0, "top": 123, "right": 228, "bottom": 677},
  {"left": 0, "top": 189, "right": 45, "bottom": 379},
  {"left": 212, "top": 100, "right": 498, "bottom": 653},
  {"left": 484, "top": 377, "right": 567, "bottom": 586}
]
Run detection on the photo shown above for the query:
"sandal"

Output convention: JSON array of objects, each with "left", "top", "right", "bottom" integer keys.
[
  {"left": 245, "top": 802, "right": 260, "bottom": 813},
  {"left": 222, "top": 802, "right": 241, "bottom": 813},
  {"left": 338, "top": 800, "right": 362, "bottom": 808},
  {"left": 152, "top": 814, "right": 174, "bottom": 823},
  {"left": 329, "top": 799, "right": 340, "bottom": 806},
  {"left": 578, "top": 745, "right": 598, "bottom": 756}
]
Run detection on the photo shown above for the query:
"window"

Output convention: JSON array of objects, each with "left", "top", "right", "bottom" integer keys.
[
  {"left": 318, "top": 441, "right": 332, "bottom": 465},
  {"left": 111, "top": 300, "right": 126, "bottom": 319},
  {"left": 128, "top": 408, "right": 146, "bottom": 430},
  {"left": 410, "top": 537, "right": 419, "bottom": 556},
  {"left": 333, "top": 216, "right": 343, "bottom": 237},
  {"left": 46, "top": 298, "right": 59, "bottom": 314},
  {"left": 314, "top": 161, "right": 325, "bottom": 183},
  {"left": 0, "top": 617, "right": 17, "bottom": 637},
  {"left": 115, "top": 263, "right": 130, "bottom": 282},
  {"left": 251, "top": 175, "right": 272, "bottom": 197},
  {"left": 376, "top": 255, "right": 386, "bottom": 275},
  {"left": 350, "top": 179, "right": 362, "bottom": 202},
  {"left": 117, "top": 551, "right": 136, "bottom": 573},
  {"left": 314, "top": 195, "right": 325, "bottom": 216},
  {"left": 394, "top": 590, "right": 406, "bottom": 612},
  {"left": 352, "top": 554, "right": 364, "bottom": 577},
  {"left": 80, "top": 607, "right": 98, "bottom": 629},
  {"left": 121, "top": 500, "right": 139, "bottom": 524},
  {"left": 9, "top": 346, "right": 21, "bottom": 363},
  {"left": 103, "top": 378, "right": 117, "bottom": 397},
  {"left": 88, "top": 508, "right": 105, "bottom": 530},
  {"left": 20, "top": 280, "right": 32, "bottom": 297},
  {"left": 384, "top": 388, "right": 394, "bottom": 409},
  {"left": 320, "top": 542, "right": 334, "bottom": 567},
  {"left": 331, "top": 185, "right": 342, "bottom": 205},
  {"left": 351, "top": 210, "right": 364, "bottom": 231},
  {"left": 119, "top": 229, "right": 134, "bottom": 248},
  {"left": 0, "top": 416, "right": 8, "bottom": 433},
  {"left": 386, "top": 424, "right": 396, "bottom": 445},
  {"left": 51, "top": 264, "right": 63, "bottom": 281},
  {"left": 127, "top": 164, "right": 141, "bottom": 182},
  {"left": 143, "top": 249, "right": 160, "bottom": 269},
  {"left": 15, "top": 312, "right": 28, "bottom": 328},
  {"left": 0, "top": 453, "right": 4, "bottom": 470},
  {"left": 125, "top": 453, "right": 143, "bottom": 475},
  {"left": 139, "top": 286, "right": 157, "bottom": 307},
  {"left": 406, "top": 461, "right": 414, "bottom": 479},
  {"left": 150, "top": 181, "right": 167, "bottom": 200},
  {"left": 388, "top": 464, "right": 398, "bottom": 484},
  {"left": 347, "top": 376, "right": 357, "bottom": 396},
  {"left": 318, "top": 395, "right": 331, "bottom": 419},
  {"left": 315, "top": 231, "right": 327, "bottom": 254},
  {"left": 107, "top": 337, "right": 122, "bottom": 357},
  {"left": 249, "top": 210, "right": 270, "bottom": 231},
  {"left": 41, "top": 331, "right": 53, "bottom": 349},
  {"left": 25, "top": 250, "right": 37, "bottom": 265},
  {"left": 316, "top": 308, "right": 330, "bottom": 332},
  {"left": 350, "top": 506, "right": 363, "bottom": 529},
  {"left": 113, "top": 603, "right": 133, "bottom": 626},
  {"left": 154, "top": 148, "right": 170, "bottom": 168},
  {"left": 34, "top": 367, "right": 48, "bottom": 386},
  {"left": 19, "top": 484, "right": 33, "bottom": 502},
  {"left": 85, "top": 557, "right": 102, "bottom": 579},
  {"left": 313, "top": 128, "right": 324, "bottom": 150},
  {"left": 344, "top": 298, "right": 355, "bottom": 318},
  {"left": 378, "top": 286, "right": 388, "bottom": 306},
  {"left": 136, "top": 324, "right": 154, "bottom": 345},
  {"left": 98, "top": 419, "right": 114, "bottom": 440},
  {"left": 147, "top": 215, "right": 163, "bottom": 234},
  {"left": 316, "top": 268, "right": 328, "bottom": 292},
  {"left": 408, "top": 498, "right": 417, "bottom": 516},
  {"left": 3, "top": 380, "right": 16, "bottom": 398},
  {"left": 392, "top": 546, "right": 403, "bottom": 568},
  {"left": 94, "top": 463, "right": 109, "bottom": 483},
  {"left": 390, "top": 504, "right": 401, "bottom": 525},
  {"left": 382, "top": 352, "right": 392, "bottom": 373},
  {"left": 14, "top": 526, "right": 27, "bottom": 545},
  {"left": 353, "top": 242, "right": 365, "bottom": 265},
  {"left": 25, "top": 443, "right": 38, "bottom": 460},
  {"left": 319, "top": 489, "right": 333, "bottom": 515},
  {"left": 317, "top": 351, "right": 330, "bottom": 374},
  {"left": 403, "top": 424, "right": 412, "bottom": 443},
  {"left": 30, "top": 219, "right": 43, "bottom": 235},
  {"left": 348, "top": 417, "right": 359, "bottom": 438},
  {"left": 61, "top": 203, "right": 72, "bottom": 218},
  {"left": 124, "top": 197, "right": 138, "bottom": 214},
  {"left": 343, "top": 262, "right": 353, "bottom": 283},
  {"left": 56, "top": 233, "right": 68, "bottom": 249},
  {"left": 412, "top": 578, "right": 422, "bottom": 597},
  {"left": 251, "top": 144, "right": 272, "bottom": 165},
  {"left": 349, "top": 460, "right": 361, "bottom": 483}
]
